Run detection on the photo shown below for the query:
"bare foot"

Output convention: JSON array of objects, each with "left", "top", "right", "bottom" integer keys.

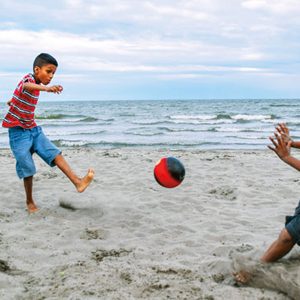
[
  {"left": 233, "top": 270, "right": 251, "bottom": 284},
  {"left": 27, "top": 202, "right": 39, "bottom": 213},
  {"left": 76, "top": 169, "right": 95, "bottom": 193}
]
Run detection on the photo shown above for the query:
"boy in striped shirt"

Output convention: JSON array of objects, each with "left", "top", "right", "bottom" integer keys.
[{"left": 2, "top": 53, "right": 94, "bottom": 213}]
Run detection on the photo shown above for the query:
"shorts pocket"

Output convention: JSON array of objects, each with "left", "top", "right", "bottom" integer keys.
[{"left": 9, "top": 128, "right": 30, "bottom": 150}]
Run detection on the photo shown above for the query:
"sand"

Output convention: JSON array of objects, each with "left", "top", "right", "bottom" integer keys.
[{"left": 0, "top": 148, "right": 300, "bottom": 299}]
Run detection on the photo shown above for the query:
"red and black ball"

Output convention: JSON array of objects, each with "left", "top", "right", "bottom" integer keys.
[{"left": 154, "top": 157, "right": 185, "bottom": 188}]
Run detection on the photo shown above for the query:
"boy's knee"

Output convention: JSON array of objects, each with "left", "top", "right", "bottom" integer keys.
[
  {"left": 278, "top": 228, "right": 294, "bottom": 244},
  {"left": 16, "top": 150, "right": 30, "bottom": 162},
  {"left": 14, "top": 150, "right": 36, "bottom": 179}
]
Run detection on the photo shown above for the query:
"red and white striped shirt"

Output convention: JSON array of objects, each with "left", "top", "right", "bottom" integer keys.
[{"left": 2, "top": 74, "right": 40, "bottom": 129}]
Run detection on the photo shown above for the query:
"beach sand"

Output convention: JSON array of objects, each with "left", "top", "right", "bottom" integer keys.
[{"left": 0, "top": 148, "right": 300, "bottom": 299}]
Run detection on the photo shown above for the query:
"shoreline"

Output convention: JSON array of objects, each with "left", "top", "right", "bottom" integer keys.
[
  {"left": 0, "top": 148, "right": 299, "bottom": 299},
  {"left": 0, "top": 146, "right": 273, "bottom": 152}
]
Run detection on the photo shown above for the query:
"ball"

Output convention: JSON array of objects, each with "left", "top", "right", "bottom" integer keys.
[{"left": 154, "top": 157, "right": 185, "bottom": 188}]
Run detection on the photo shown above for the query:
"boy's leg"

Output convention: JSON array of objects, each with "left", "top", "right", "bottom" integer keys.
[
  {"left": 234, "top": 228, "right": 295, "bottom": 283},
  {"left": 261, "top": 228, "right": 295, "bottom": 263},
  {"left": 8, "top": 127, "right": 37, "bottom": 212},
  {"left": 33, "top": 127, "right": 94, "bottom": 192},
  {"left": 24, "top": 176, "right": 38, "bottom": 213},
  {"left": 53, "top": 154, "right": 94, "bottom": 192}
]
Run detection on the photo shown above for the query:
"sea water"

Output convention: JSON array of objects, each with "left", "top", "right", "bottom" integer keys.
[{"left": 0, "top": 99, "right": 300, "bottom": 149}]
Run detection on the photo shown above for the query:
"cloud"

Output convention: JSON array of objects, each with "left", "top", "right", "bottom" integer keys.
[
  {"left": 0, "top": 28, "right": 272, "bottom": 74},
  {"left": 240, "top": 50, "right": 265, "bottom": 61},
  {"left": 0, "top": 0, "right": 300, "bottom": 99},
  {"left": 241, "top": 0, "right": 300, "bottom": 14}
]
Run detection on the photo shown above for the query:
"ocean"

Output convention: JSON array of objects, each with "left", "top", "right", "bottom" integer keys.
[{"left": 1, "top": 99, "right": 300, "bottom": 150}]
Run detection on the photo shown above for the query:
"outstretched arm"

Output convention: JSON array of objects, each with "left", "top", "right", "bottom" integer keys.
[
  {"left": 23, "top": 82, "right": 63, "bottom": 94},
  {"left": 276, "top": 123, "right": 300, "bottom": 149},
  {"left": 268, "top": 133, "right": 300, "bottom": 171}
]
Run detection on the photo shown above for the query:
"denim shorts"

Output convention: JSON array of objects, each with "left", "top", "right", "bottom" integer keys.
[
  {"left": 285, "top": 200, "right": 300, "bottom": 245},
  {"left": 9, "top": 126, "right": 61, "bottom": 179}
]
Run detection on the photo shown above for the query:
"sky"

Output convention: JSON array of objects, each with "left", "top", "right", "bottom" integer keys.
[{"left": 0, "top": 0, "right": 300, "bottom": 101}]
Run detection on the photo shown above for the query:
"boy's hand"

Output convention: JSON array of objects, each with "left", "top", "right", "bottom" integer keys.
[
  {"left": 46, "top": 85, "right": 63, "bottom": 94},
  {"left": 6, "top": 99, "right": 13, "bottom": 106},
  {"left": 268, "top": 132, "right": 292, "bottom": 161},
  {"left": 276, "top": 123, "right": 292, "bottom": 145}
]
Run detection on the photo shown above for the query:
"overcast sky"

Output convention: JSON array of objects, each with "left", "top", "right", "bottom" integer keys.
[{"left": 0, "top": 0, "right": 300, "bottom": 101}]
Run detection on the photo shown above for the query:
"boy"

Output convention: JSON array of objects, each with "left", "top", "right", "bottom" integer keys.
[
  {"left": 2, "top": 53, "right": 94, "bottom": 213},
  {"left": 235, "top": 123, "right": 299, "bottom": 283}
]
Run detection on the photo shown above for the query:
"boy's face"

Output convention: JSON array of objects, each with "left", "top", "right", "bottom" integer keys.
[{"left": 34, "top": 64, "right": 57, "bottom": 85}]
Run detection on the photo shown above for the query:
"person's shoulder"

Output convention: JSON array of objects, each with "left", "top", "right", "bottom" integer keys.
[
  {"left": 16, "top": 73, "right": 33, "bottom": 84},
  {"left": 15, "top": 73, "right": 36, "bottom": 93},
  {"left": 22, "top": 73, "right": 36, "bottom": 83}
]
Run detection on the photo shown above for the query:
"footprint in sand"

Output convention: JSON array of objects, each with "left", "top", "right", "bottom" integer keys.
[
  {"left": 80, "top": 228, "right": 108, "bottom": 240},
  {"left": 91, "top": 248, "right": 132, "bottom": 263}
]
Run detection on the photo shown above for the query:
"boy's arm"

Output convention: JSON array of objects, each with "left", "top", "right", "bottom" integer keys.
[
  {"left": 23, "top": 82, "right": 63, "bottom": 94},
  {"left": 268, "top": 133, "right": 300, "bottom": 171},
  {"left": 290, "top": 141, "right": 300, "bottom": 149},
  {"left": 281, "top": 155, "right": 300, "bottom": 171}
]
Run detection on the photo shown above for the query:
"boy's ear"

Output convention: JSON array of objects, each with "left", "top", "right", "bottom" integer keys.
[{"left": 34, "top": 66, "right": 40, "bottom": 74}]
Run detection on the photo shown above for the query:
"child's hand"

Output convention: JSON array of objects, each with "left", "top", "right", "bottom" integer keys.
[
  {"left": 276, "top": 123, "right": 292, "bottom": 145},
  {"left": 268, "top": 132, "right": 292, "bottom": 161},
  {"left": 6, "top": 99, "right": 13, "bottom": 106},
  {"left": 46, "top": 85, "right": 63, "bottom": 94}
]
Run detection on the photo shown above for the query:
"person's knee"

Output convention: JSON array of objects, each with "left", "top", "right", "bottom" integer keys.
[
  {"left": 278, "top": 228, "right": 294, "bottom": 244},
  {"left": 15, "top": 151, "right": 36, "bottom": 178}
]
